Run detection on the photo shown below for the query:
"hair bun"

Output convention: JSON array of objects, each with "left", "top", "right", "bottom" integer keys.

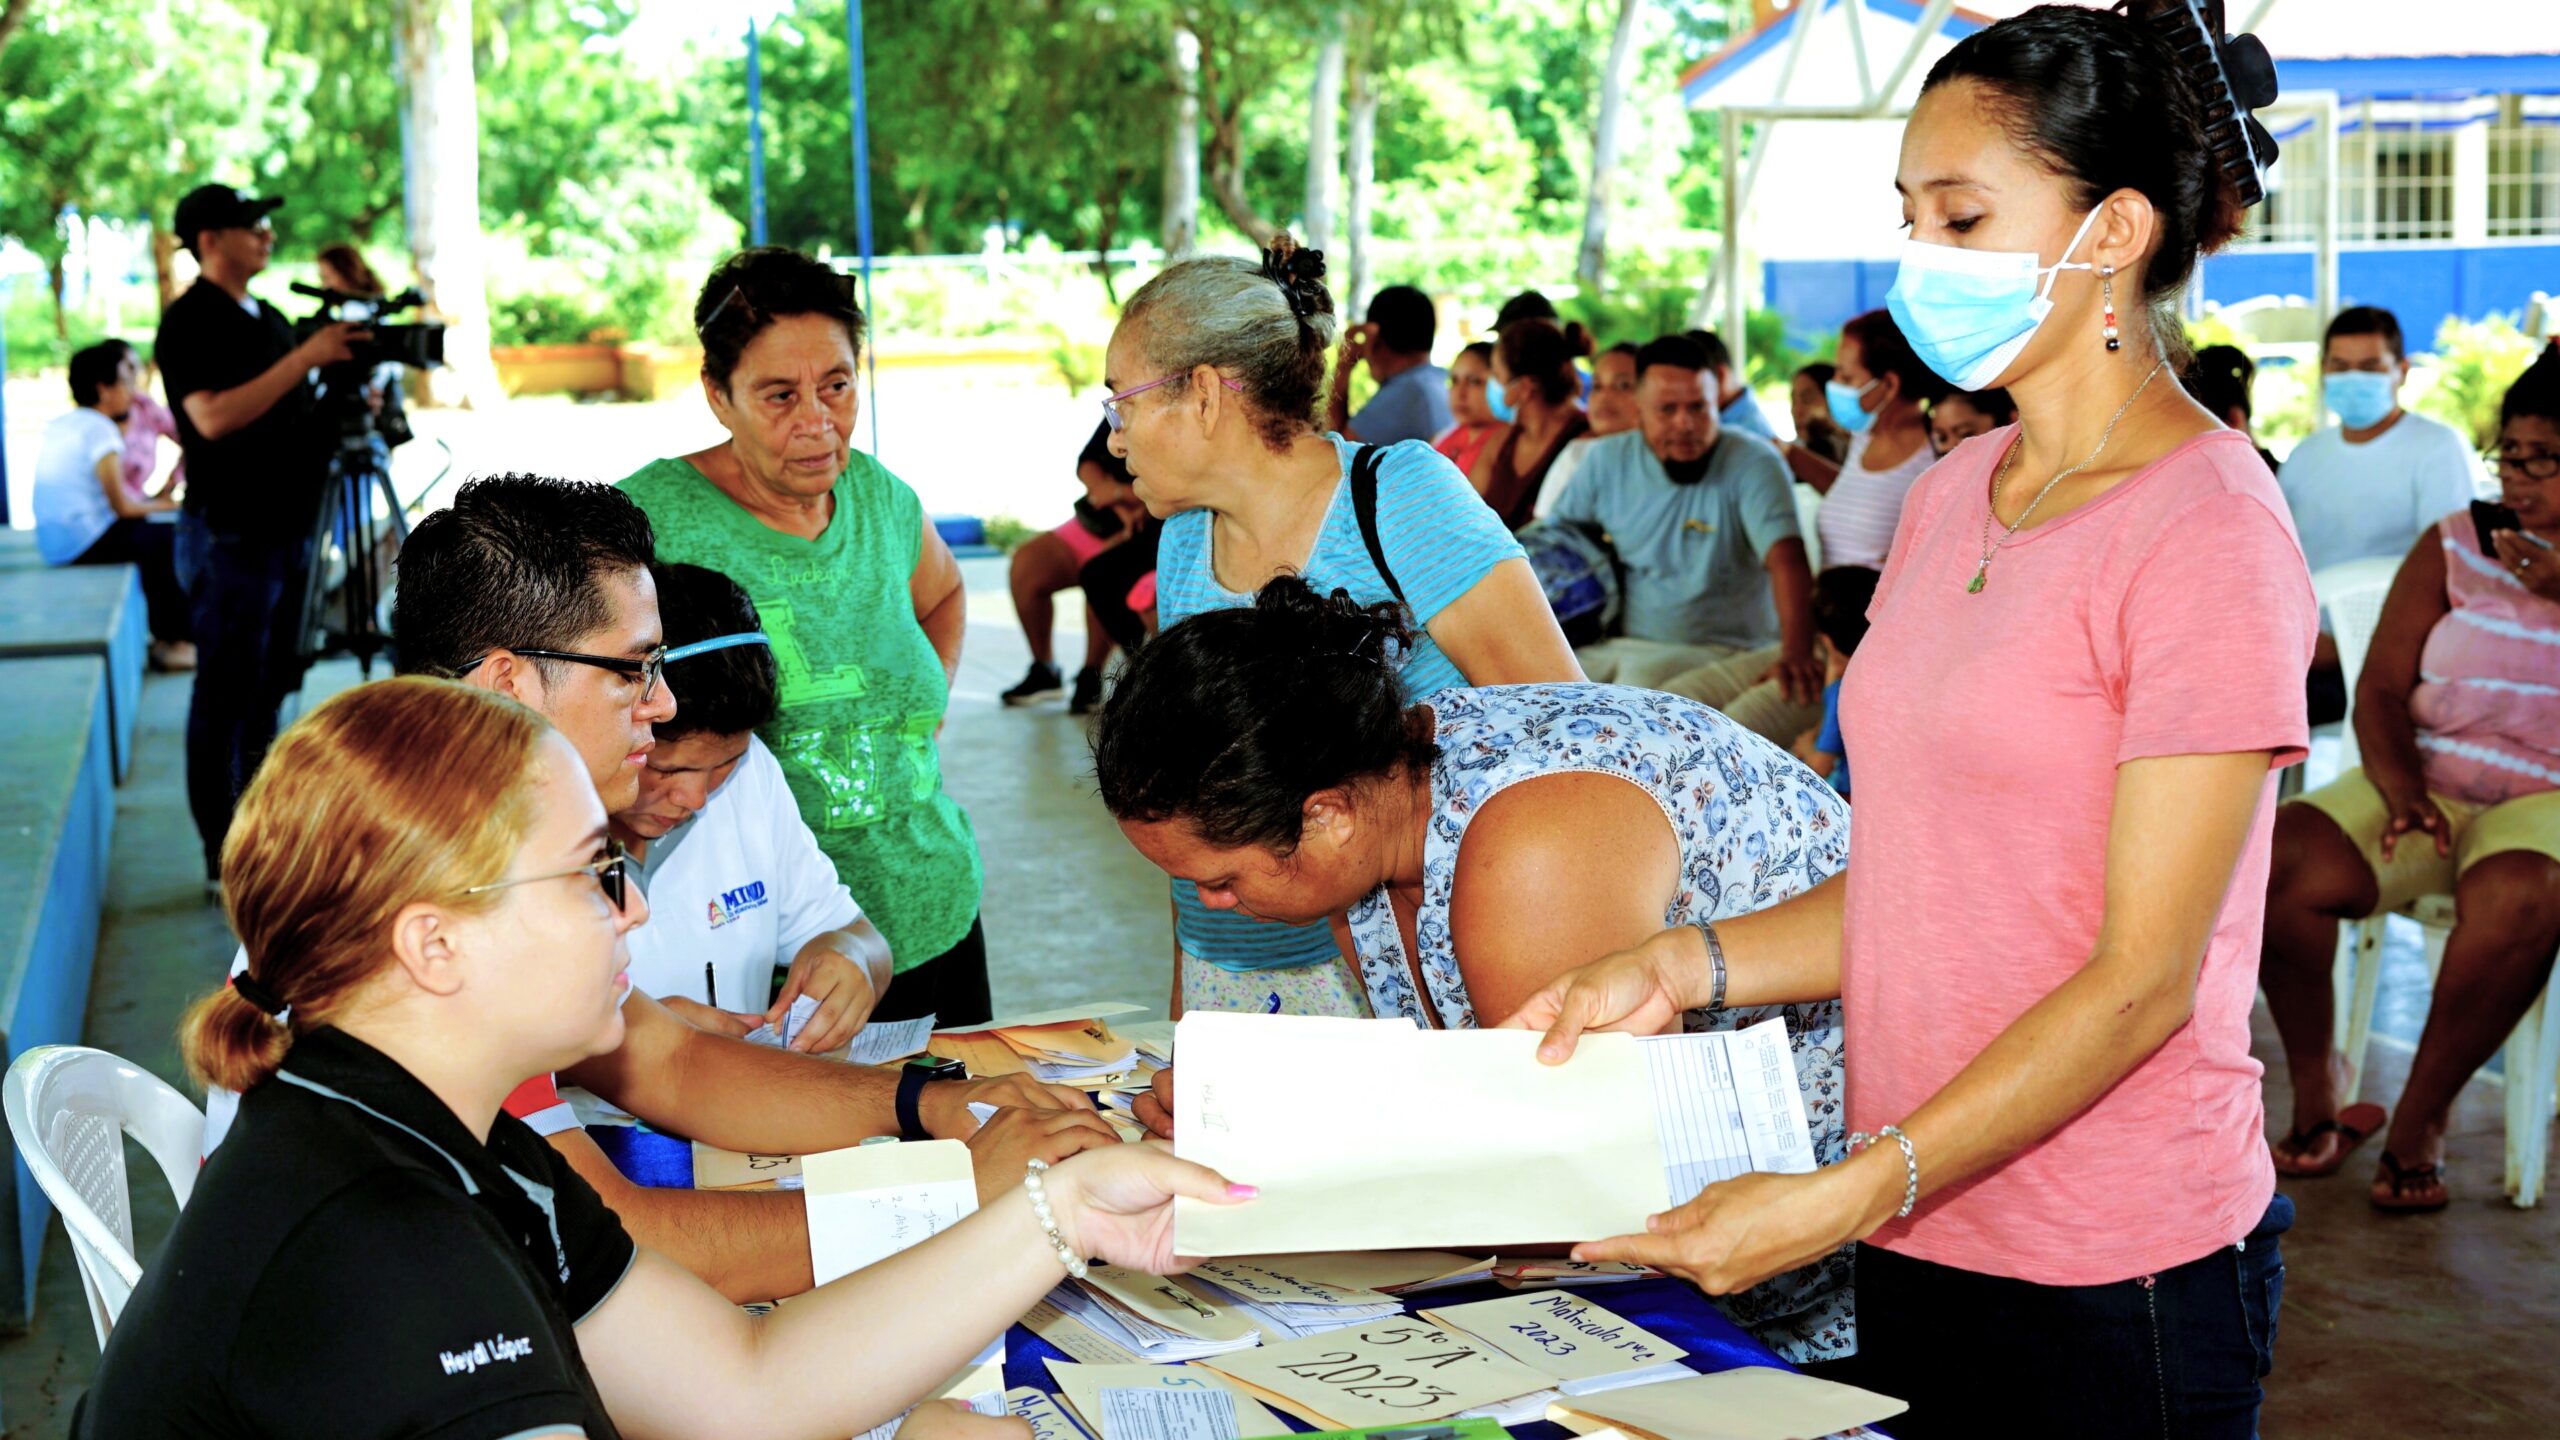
[{"left": 1259, "top": 233, "right": 1334, "bottom": 322}]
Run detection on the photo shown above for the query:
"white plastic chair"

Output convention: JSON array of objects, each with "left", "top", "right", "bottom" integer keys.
[
  {"left": 1794, "top": 483, "right": 1824, "bottom": 573},
  {"left": 3, "top": 1046, "right": 205, "bottom": 1344},
  {"left": 2314, "top": 557, "right": 2560, "bottom": 1207}
]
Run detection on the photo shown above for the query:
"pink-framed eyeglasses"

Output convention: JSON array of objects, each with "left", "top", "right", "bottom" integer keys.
[{"left": 1101, "top": 372, "right": 1243, "bottom": 432}]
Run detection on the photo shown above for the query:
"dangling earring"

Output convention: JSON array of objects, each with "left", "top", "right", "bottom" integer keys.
[{"left": 2101, "top": 267, "right": 2121, "bottom": 353}]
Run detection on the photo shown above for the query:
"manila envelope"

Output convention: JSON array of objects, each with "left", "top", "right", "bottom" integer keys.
[
  {"left": 1045, "top": 1360, "right": 1289, "bottom": 1440},
  {"left": 1546, "top": 1366, "right": 1907, "bottom": 1440}
]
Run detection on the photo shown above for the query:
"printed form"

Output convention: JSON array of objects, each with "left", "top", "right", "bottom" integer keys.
[{"left": 1639, "top": 1018, "right": 1816, "bottom": 1204}]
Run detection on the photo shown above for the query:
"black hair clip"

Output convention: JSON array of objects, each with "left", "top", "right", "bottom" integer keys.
[
  {"left": 1260, "top": 240, "right": 1331, "bottom": 321},
  {"left": 2142, "top": 0, "right": 2281, "bottom": 209}
]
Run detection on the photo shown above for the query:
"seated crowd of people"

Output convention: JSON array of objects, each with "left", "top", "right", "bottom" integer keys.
[{"left": 37, "top": 6, "right": 2559, "bottom": 1436}]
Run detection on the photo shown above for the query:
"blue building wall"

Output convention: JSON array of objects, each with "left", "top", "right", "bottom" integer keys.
[{"left": 1764, "top": 242, "right": 2560, "bottom": 354}]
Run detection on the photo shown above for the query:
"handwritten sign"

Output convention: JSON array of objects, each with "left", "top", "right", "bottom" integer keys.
[
  {"left": 1005, "top": 1386, "right": 1094, "bottom": 1440},
  {"left": 1422, "top": 1293, "right": 1686, "bottom": 1383},
  {"left": 1198, "top": 1316, "right": 1554, "bottom": 1427},
  {"left": 1081, "top": 1265, "right": 1258, "bottom": 1345},
  {"left": 691, "top": 1142, "right": 801, "bottom": 1191},
  {"left": 1192, "top": 1260, "right": 1395, "bottom": 1309}
]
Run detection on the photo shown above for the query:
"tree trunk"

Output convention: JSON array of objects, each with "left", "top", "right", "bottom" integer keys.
[
  {"left": 1577, "top": 0, "right": 1645, "bottom": 292},
  {"left": 1163, "top": 25, "right": 1202, "bottom": 257},
  {"left": 1303, "top": 22, "right": 1345, "bottom": 253},
  {"left": 1205, "top": 98, "right": 1277, "bottom": 245},
  {"left": 1343, "top": 60, "right": 1377, "bottom": 322},
  {"left": 0, "top": 0, "right": 34, "bottom": 60},
  {"left": 398, "top": 0, "right": 503, "bottom": 409},
  {"left": 47, "top": 257, "right": 67, "bottom": 341}
]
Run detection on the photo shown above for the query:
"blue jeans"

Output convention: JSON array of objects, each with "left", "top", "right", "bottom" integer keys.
[
  {"left": 1845, "top": 1193, "right": 2291, "bottom": 1439},
  {"left": 174, "top": 513, "right": 312, "bottom": 875}
]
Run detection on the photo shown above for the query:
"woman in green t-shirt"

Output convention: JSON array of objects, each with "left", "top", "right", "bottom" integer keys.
[{"left": 618, "top": 247, "right": 989, "bottom": 1024}]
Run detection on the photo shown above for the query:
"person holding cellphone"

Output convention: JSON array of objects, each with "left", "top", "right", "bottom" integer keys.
[{"left": 2257, "top": 343, "right": 2560, "bottom": 1211}]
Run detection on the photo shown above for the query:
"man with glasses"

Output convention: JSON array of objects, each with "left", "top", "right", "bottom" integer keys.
[
  {"left": 206, "top": 475, "right": 1112, "bottom": 1303},
  {"left": 155, "top": 183, "right": 369, "bottom": 885}
]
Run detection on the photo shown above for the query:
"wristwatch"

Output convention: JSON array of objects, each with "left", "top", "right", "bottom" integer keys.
[{"left": 895, "top": 1055, "right": 968, "bottom": 1142}]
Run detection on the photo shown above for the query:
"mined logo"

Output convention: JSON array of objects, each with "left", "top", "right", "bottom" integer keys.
[
  {"left": 439, "top": 1333, "right": 534, "bottom": 1376},
  {"left": 703, "top": 878, "right": 771, "bottom": 929}
]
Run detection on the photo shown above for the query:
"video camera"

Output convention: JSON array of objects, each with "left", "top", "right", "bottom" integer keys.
[{"left": 290, "top": 281, "right": 447, "bottom": 377}]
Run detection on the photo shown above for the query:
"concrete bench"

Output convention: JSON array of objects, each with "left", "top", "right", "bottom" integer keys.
[
  {"left": 0, "top": 529, "right": 37, "bottom": 571},
  {"left": 0, "top": 656, "right": 117, "bottom": 1325},
  {"left": 0, "top": 565, "right": 146, "bottom": 782}
]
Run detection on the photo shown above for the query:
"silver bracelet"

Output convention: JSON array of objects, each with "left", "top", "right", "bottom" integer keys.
[
  {"left": 1846, "top": 1125, "right": 1919, "bottom": 1219},
  {"left": 1693, "top": 921, "right": 1728, "bottom": 1012},
  {"left": 1022, "top": 1158, "right": 1088, "bottom": 1279}
]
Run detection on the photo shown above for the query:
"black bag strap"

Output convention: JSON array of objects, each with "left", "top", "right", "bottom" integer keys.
[{"left": 1349, "top": 443, "right": 1407, "bottom": 607}]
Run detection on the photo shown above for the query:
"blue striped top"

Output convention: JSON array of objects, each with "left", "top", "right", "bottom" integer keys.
[{"left": 1156, "top": 434, "right": 1526, "bottom": 970}]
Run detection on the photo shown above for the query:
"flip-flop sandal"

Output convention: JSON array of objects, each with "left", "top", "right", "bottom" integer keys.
[
  {"left": 2272, "top": 1101, "right": 2387, "bottom": 1178},
  {"left": 2371, "top": 1150, "right": 2450, "bottom": 1213}
]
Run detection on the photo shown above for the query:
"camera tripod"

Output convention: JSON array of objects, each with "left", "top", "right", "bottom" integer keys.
[{"left": 294, "top": 406, "right": 418, "bottom": 679}]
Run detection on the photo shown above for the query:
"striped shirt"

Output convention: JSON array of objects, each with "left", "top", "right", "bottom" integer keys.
[
  {"left": 2410, "top": 512, "right": 2560, "bottom": 805},
  {"left": 1817, "top": 428, "right": 1934, "bottom": 572},
  {"left": 1156, "top": 435, "right": 1525, "bottom": 969}
]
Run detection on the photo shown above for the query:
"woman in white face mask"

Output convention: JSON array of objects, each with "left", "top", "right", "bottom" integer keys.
[{"left": 1494, "top": 4, "right": 2313, "bottom": 1435}]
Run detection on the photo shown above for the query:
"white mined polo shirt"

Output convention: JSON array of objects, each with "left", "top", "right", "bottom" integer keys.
[{"left": 626, "top": 733, "right": 866, "bottom": 1014}]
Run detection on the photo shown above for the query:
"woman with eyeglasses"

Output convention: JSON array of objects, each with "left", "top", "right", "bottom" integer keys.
[
  {"left": 1101, "top": 233, "right": 1580, "bottom": 1020},
  {"left": 2257, "top": 342, "right": 2560, "bottom": 1212},
  {"left": 78, "top": 677, "right": 1246, "bottom": 1439},
  {"left": 620, "top": 247, "right": 990, "bottom": 1025}
]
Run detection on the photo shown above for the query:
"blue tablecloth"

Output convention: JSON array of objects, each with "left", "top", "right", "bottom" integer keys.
[{"left": 598, "top": 1122, "right": 1821, "bottom": 1439}]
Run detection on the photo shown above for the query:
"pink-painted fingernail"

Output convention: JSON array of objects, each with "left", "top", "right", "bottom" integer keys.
[{"left": 1227, "top": 1183, "right": 1259, "bottom": 1199}]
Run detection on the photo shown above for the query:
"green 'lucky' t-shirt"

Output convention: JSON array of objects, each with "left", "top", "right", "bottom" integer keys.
[{"left": 619, "top": 453, "right": 982, "bottom": 968}]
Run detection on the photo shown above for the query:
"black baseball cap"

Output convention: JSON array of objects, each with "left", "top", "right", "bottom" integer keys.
[{"left": 174, "top": 185, "right": 283, "bottom": 251}]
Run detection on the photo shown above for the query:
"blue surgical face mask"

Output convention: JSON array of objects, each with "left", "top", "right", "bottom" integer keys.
[
  {"left": 1885, "top": 207, "right": 2104, "bottom": 391},
  {"left": 1486, "top": 373, "right": 1517, "bottom": 424},
  {"left": 1825, "top": 378, "right": 1881, "bottom": 434},
  {"left": 2326, "top": 370, "right": 2400, "bottom": 431}
]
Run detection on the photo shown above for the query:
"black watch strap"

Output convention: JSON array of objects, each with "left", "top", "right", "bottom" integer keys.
[{"left": 896, "top": 1060, "right": 961, "bottom": 1141}]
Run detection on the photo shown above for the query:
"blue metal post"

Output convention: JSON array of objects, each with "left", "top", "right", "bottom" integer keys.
[
  {"left": 747, "top": 19, "right": 769, "bottom": 246},
  {"left": 848, "top": 0, "right": 879, "bottom": 453}
]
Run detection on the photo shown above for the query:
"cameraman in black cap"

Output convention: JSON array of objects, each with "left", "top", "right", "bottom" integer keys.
[{"left": 155, "top": 183, "right": 369, "bottom": 886}]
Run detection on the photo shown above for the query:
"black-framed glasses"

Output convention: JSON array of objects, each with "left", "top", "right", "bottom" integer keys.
[
  {"left": 2484, "top": 448, "right": 2560, "bottom": 481},
  {"left": 463, "top": 838, "right": 631, "bottom": 910},
  {"left": 456, "top": 645, "right": 669, "bottom": 704}
]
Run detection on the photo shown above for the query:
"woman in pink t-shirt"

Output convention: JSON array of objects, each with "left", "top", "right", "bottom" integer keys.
[
  {"left": 2259, "top": 349, "right": 2560, "bottom": 1211},
  {"left": 1502, "top": 6, "right": 2310, "bottom": 1435}
]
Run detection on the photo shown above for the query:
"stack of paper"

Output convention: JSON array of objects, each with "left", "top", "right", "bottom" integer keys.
[
  {"left": 735, "top": 1002, "right": 935, "bottom": 1066},
  {"left": 1494, "top": 1260, "right": 1657, "bottom": 1289},
  {"left": 1045, "top": 1266, "right": 1262, "bottom": 1362},
  {"left": 1544, "top": 1367, "right": 1906, "bottom": 1440},
  {"left": 1045, "top": 1360, "right": 1290, "bottom": 1440},
  {"left": 930, "top": 1005, "right": 1150, "bottom": 1090},
  {"left": 1186, "top": 1260, "right": 1401, "bottom": 1339},
  {"left": 1170, "top": 1013, "right": 1814, "bottom": 1257}
]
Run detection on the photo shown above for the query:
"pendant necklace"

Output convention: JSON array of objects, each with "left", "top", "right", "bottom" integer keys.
[{"left": 1970, "top": 360, "right": 2165, "bottom": 594}]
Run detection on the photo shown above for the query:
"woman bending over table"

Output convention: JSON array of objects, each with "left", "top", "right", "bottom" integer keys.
[
  {"left": 1500, "top": 5, "right": 2312, "bottom": 1435},
  {"left": 1097, "top": 577, "right": 1853, "bottom": 1365},
  {"left": 1104, "top": 235, "right": 1579, "bottom": 1021},
  {"left": 77, "top": 677, "right": 1242, "bottom": 1439}
]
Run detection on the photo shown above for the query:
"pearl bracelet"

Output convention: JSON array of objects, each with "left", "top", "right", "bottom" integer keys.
[
  {"left": 1023, "top": 1158, "right": 1087, "bottom": 1279},
  {"left": 1845, "top": 1124, "right": 1919, "bottom": 1219}
]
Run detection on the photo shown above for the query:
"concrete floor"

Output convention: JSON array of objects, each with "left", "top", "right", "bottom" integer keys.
[{"left": 0, "top": 559, "right": 2551, "bottom": 1435}]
